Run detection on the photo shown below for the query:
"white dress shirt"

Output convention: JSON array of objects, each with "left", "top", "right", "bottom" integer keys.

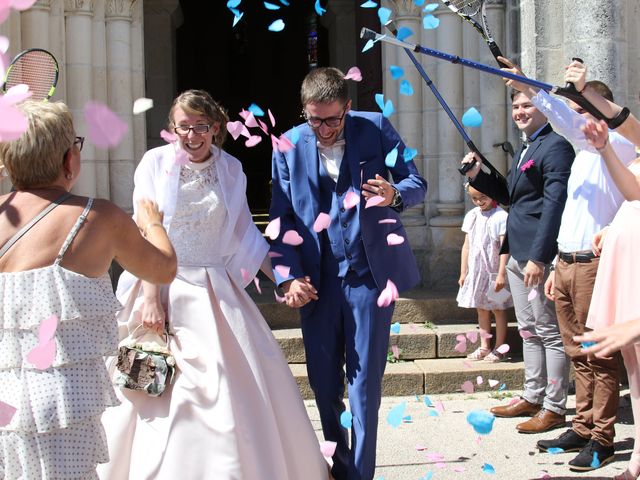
[
  {"left": 317, "top": 137, "right": 345, "bottom": 182},
  {"left": 532, "top": 90, "right": 637, "bottom": 252}
]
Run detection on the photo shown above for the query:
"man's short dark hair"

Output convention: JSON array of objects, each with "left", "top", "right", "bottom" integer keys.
[
  {"left": 585, "top": 80, "right": 614, "bottom": 102},
  {"left": 301, "top": 67, "right": 349, "bottom": 107}
]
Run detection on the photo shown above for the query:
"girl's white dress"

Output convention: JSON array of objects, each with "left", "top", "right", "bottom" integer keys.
[
  {"left": 457, "top": 206, "right": 513, "bottom": 310},
  {"left": 97, "top": 145, "right": 328, "bottom": 480}
]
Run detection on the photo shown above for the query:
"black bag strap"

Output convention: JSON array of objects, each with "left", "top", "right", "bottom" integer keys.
[{"left": 0, "top": 191, "right": 72, "bottom": 260}]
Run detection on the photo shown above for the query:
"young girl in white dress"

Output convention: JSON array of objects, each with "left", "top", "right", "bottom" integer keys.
[{"left": 457, "top": 184, "right": 512, "bottom": 362}]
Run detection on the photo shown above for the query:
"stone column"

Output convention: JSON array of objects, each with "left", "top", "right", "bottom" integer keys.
[
  {"left": 65, "top": 0, "right": 96, "bottom": 197},
  {"left": 105, "top": 0, "right": 135, "bottom": 211},
  {"left": 130, "top": 0, "right": 146, "bottom": 164},
  {"left": 20, "top": 0, "right": 51, "bottom": 48},
  {"left": 325, "top": 0, "right": 357, "bottom": 101},
  {"left": 92, "top": 0, "right": 109, "bottom": 199}
]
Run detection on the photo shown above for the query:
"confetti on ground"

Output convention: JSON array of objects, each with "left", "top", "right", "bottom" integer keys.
[
  {"left": 461, "top": 380, "right": 474, "bottom": 394},
  {"left": 591, "top": 452, "right": 600, "bottom": 468},
  {"left": 547, "top": 447, "right": 564, "bottom": 454},
  {"left": 386, "top": 401, "right": 406, "bottom": 428},
  {"left": 466, "top": 331, "right": 478, "bottom": 343},
  {"left": 390, "top": 322, "right": 401, "bottom": 334},
  {"left": 467, "top": 410, "right": 495, "bottom": 435},
  {"left": 482, "top": 463, "right": 496, "bottom": 474}
]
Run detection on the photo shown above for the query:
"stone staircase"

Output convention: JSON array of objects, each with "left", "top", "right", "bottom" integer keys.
[{"left": 251, "top": 283, "right": 525, "bottom": 400}]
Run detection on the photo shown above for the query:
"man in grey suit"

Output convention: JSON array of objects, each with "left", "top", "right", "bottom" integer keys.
[{"left": 462, "top": 90, "right": 574, "bottom": 434}]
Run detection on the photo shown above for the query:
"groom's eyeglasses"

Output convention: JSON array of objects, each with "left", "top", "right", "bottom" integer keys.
[{"left": 303, "top": 107, "right": 347, "bottom": 129}]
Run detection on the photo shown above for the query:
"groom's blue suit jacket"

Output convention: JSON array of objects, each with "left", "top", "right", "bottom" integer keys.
[{"left": 269, "top": 111, "right": 428, "bottom": 307}]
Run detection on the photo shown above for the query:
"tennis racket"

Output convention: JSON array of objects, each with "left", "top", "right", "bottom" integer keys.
[
  {"left": 442, "top": 0, "right": 507, "bottom": 66},
  {"left": 2, "top": 48, "right": 59, "bottom": 101}
]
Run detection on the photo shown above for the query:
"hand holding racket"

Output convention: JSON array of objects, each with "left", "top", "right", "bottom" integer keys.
[{"left": 2, "top": 48, "right": 59, "bottom": 101}]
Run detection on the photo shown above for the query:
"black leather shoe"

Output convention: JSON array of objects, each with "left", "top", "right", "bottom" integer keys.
[
  {"left": 537, "top": 429, "right": 589, "bottom": 453},
  {"left": 568, "top": 439, "right": 614, "bottom": 471}
]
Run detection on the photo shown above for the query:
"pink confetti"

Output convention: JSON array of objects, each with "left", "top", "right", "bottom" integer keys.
[
  {"left": 313, "top": 212, "right": 331, "bottom": 232},
  {"left": 415, "top": 444, "right": 428, "bottom": 451},
  {"left": 174, "top": 147, "right": 189, "bottom": 166},
  {"left": 549, "top": 378, "right": 558, "bottom": 385},
  {"left": 10, "top": 0, "right": 37, "bottom": 9},
  {"left": 0, "top": 88, "right": 30, "bottom": 142},
  {"left": 488, "top": 379, "right": 499, "bottom": 388},
  {"left": 238, "top": 109, "right": 250, "bottom": 121},
  {"left": 227, "top": 120, "right": 245, "bottom": 140},
  {"left": 26, "top": 314, "right": 59, "bottom": 370},
  {"left": 386, "top": 233, "right": 405, "bottom": 246},
  {"left": 268, "top": 251, "right": 283, "bottom": 258},
  {"left": 454, "top": 339, "right": 467, "bottom": 354},
  {"left": 160, "top": 129, "right": 177, "bottom": 143},
  {"left": 344, "top": 66, "right": 363, "bottom": 82},
  {"left": 243, "top": 111, "right": 258, "bottom": 128},
  {"left": 466, "top": 331, "right": 478, "bottom": 343},
  {"left": 508, "top": 397, "right": 521, "bottom": 406},
  {"left": 377, "top": 279, "right": 399, "bottom": 308},
  {"left": 268, "top": 109, "right": 276, "bottom": 128},
  {"left": 274, "top": 290, "right": 286, "bottom": 303},
  {"left": 84, "top": 100, "right": 128, "bottom": 149},
  {"left": 378, "top": 218, "right": 397, "bottom": 224},
  {"left": 265, "top": 217, "right": 281, "bottom": 240},
  {"left": 240, "top": 268, "right": 251, "bottom": 283},
  {"left": 426, "top": 452, "right": 445, "bottom": 462},
  {"left": 435, "top": 462, "right": 447, "bottom": 469},
  {"left": 461, "top": 380, "right": 474, "bottom": 394},
  {"left": 253, "top": 277, "right": 262, "bottom": 294},
  {"left": 365, "top": 195, "right": 385, "bottom": 209},
  {"left": 282, "top": 230, "right": 303, "bottom": 246},
  {"left": 319, "top": 440, "right": 337, "bottom": 458},
  {"left": 435, "top": 401, "right": 445, "bottom": 413},
  {"left": 519, "top": 329, "right": 534, "bottom": 339},
  {"left": 462, "top": 360, "right": 473, "bottom": 369},
  {"left": 528, "top": 288, "right": 538, "bottom": 301},
  {"left": 343, "top": 190, "right": 360, "bottom": 209},
  {"left": 453, "top": 467, "right": 466, "bottom": 473},
  {"left": 479, "top": 329, "right": 493, "bottom": 339},
  {"left": 391, "top": 344, "right": 400, "bottom": 359},
  {"left": 245, "top": 135, "right": 262, "bottom": 147},
  {"left": 274, "top": 265, "right": 291, "bottom": 278},
  {"left": 0, "top": 400, "right": 17, "bottom": 427},
  {"left": 495, "top": 343, "right": 510, "bottom": 354},
  {"left": 476, "top": 375, "right": 484, "bottom": 385},
  {"left": 38, "top": 314, "right": 58, "bottom": 343},
  {"left": 277, "top": 134, "right": 295, "bottom": 153}
]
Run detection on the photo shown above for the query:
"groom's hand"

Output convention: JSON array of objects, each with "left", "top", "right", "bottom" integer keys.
[
  {"left": 362, "top": 174, "right": 395, "bottom": 207},
  {"left": 282, "top": 277, "right": 318, "bottom": 308}
]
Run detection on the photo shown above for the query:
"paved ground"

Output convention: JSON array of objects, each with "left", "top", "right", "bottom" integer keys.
[{"left": 305, "top": 389, "right": 635, "bottom": 480}]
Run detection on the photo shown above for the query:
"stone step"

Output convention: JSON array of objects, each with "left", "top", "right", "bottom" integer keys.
[
  {"left": 273, "top": 323, "right": 523, "bottom": 364},
  {"left": 253, "top": 284, "right": 514, "bottom": 330},
  {"left": 289, "top": 357, "right": 525, "bottom": 400}
]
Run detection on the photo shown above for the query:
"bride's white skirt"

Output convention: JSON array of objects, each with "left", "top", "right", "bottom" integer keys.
[{"left": 98, "top": 266, "right": 328, "bottom": 480}]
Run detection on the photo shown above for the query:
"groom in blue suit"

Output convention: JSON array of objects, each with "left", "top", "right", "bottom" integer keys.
[{"left": 269, "top": 67, "right": 427, "bottom": 480}]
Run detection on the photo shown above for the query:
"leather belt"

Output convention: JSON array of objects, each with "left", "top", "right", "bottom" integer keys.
[{"left": 558, "top": 251, "right": 597, "bottom": 264}]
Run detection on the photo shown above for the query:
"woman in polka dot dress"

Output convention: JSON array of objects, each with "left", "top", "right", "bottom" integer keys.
[{"left": 0, "top": 101, "right": 177, "bottom": 479}]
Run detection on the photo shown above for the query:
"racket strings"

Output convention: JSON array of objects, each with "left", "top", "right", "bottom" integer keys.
[
  {"left": 5, "top": 51, "right": 57, "bottom": 100},
  {"left": 447, "top": 0, "right": 482, "bottom": 16}
]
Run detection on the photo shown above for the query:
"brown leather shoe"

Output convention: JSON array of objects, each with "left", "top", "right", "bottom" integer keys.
[
  {"left": 516, "top": 409, "right": 566, "bottom": 434},
  {"left": 490, "top": 399, "right": 541, "bottom": 418}
]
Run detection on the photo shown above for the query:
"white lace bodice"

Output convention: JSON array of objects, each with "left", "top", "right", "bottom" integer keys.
[{"left": 168, "top": 158, "right": 228, "bottom": 266}]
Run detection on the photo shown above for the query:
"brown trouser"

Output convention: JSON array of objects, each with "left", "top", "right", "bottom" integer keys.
[{"left": 554, "top": 256, "right": 620, "bottom": 446}]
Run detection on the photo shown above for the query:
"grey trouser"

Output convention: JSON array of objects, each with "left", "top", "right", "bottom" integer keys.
[{"left": 507, "top": 256, "right": 570, "bottom": 414}]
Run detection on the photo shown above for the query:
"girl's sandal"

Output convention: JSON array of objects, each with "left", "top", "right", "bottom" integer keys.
[
  {"left": 485, "top": 350, "right": 505, "bottom": 363},
  {"left": 467, "top": 347, "right": 490, "bottom": 361}
]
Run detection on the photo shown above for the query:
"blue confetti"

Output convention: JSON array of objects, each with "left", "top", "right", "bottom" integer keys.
[
  {"left": 229, "top": 7, "right": 241, "bottom": 16},
  {"left": 482, "top": 463, "right": 496, "bottom": 474},
  {"left": 467, "top": 410, "right": 495, "bottom": 435},
  {"left": 390, "top": 321, "right": 401, "bottom": 334},
  {"left": 423, "top": 2, "right": 438, "bottom": 12},
  {"left": 581, "top": 341, "right": 596, "bottom": 349},
  {"left": 374, "top": 93, "right": 394, "bottom": 118},
  {"left": 248, "top": 103, "right": 265, "bottom": 117},
  {"left": 385, "top": 143, "right": 399, "bottom": 167},
  {"left": 268, "top": 19, "right": 285, "bottom": 32},
  {"left": 378, "top": 6, "right": 392, "bottom": 25},
  {"left": 462, "top": 107, "right": 483, "bottom": 127},
  {"left": 547, "top": 447, "right": 564, "bottom": 454},
  {"left": 264, "top": 1, "right": 280, "bottom": 9},
  {"left": 360, "top": 0, "right": 377, "bottom": 7},
  {"left": 227, "top": 0, "right": 241, "bottom": 8},
  {"left": 232, "top": 12, "right": 244, "bottom": 27},
  {"left": 414, "top": 0, "right": 426, "bottom": 5},
  {"left": 423, "top": 14, "right": 440, "bottom": 29},
  {"left": 290, "top": 126, "right": 300, "bottom": 145},
  {"left": 403, "top": 147, "right": 418, "bottom": 162},
  {"left": 362, "top": 39, "right": 376, "bottom": 52},
  {"left": 340, "top": 410, "right": 353, "bottom": 429},
  {"left": 395, "top": 26, "right": 414, "bottom": 41},
  {"left": 428, "top": 409, "right": 439, "bottom": 417},
  {"left": 389, "top": 65, "right": 404, "bottom": 80},
  {"left": 591, "top": 451, "right": 600, "bottom": 468},
  {"left": 423, "top": 395, "right": 433, "bottom": 407},
  {"left": 399, "top": 79, "right": 414, "bottom": 96},
  {"left": 498, "top": 383, "right": 506, "bottom": 391},
  {"left": 421, "top": 472, "right": 433, "bottom": 480},
  {"left": 402, "top": 415, "right": 412, "bottom": 423},
  {"left": 315, "top": 0, "right": 326, "bottom": 15},
  {"left": 280, "top": 0, "right": 289, "bottom": 4},
  {"left": 386, "top": 401, "right": 406, "bottom": 428}
]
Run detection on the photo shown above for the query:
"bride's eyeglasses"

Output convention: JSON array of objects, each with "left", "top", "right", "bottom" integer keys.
[{"left": 173, "top": 124, "right": 212, "bottom": 135}]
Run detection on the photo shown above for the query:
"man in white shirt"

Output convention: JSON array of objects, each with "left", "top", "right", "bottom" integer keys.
[{"left": 501, "top": 57, "right": 636, "bottom": 472}]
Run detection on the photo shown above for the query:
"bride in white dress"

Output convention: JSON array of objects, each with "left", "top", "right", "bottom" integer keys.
[{"left": 98, "top": 90, "right": 329, "bottom": 480}]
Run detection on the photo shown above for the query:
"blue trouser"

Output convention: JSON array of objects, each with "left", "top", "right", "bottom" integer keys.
[{"left": 301, "top": 270, "right": 393, "bottom": 480}]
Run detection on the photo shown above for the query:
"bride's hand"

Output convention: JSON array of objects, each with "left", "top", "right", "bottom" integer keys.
[{"left": 141, "top": 299, "right": 166, "bottom": 333}]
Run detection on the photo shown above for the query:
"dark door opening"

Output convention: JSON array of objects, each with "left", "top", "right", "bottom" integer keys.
[{"left": 176, "top": 2, "right": 328, "bottom": 213}]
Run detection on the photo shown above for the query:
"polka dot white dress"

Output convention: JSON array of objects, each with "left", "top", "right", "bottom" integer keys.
[{"left": 0, "top": 199, "right": 122, "bottom": 479}]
